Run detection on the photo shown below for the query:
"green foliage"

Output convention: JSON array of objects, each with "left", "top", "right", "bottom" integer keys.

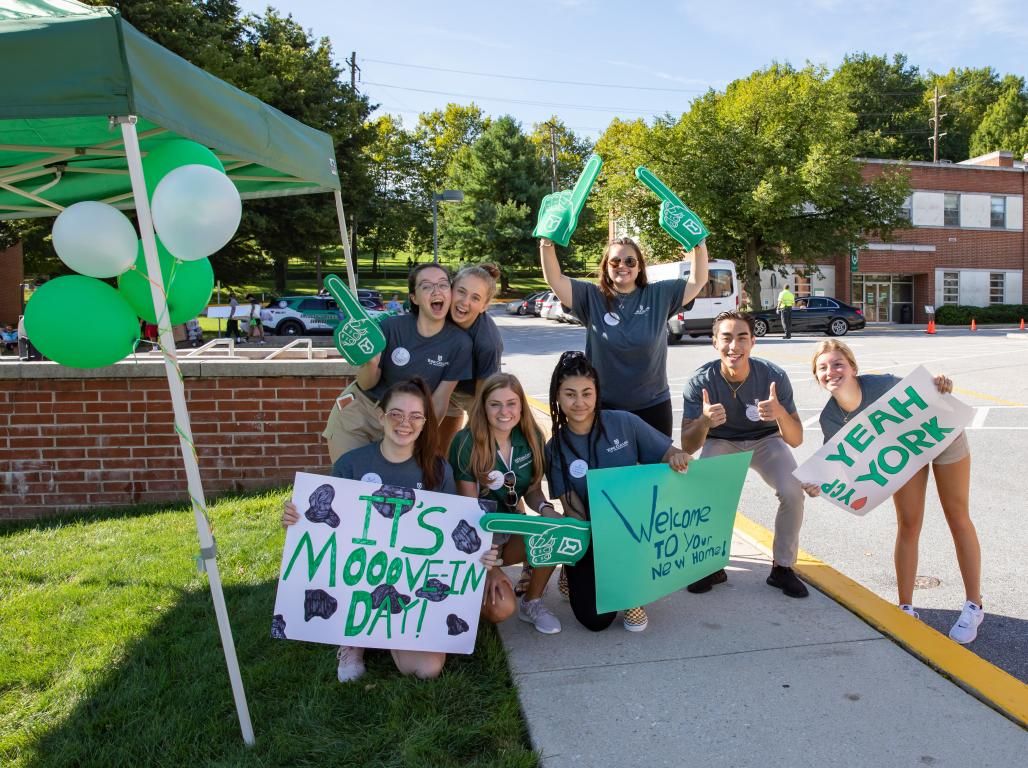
[
  {"left": 923, "top": 67, "right": 1014, "bottom": 161},
  {"left": 969, "top": 84, "right": 1028, "bottom": 158},
  {"left": 935, "top": 303, "right": 1028, "bottom": 325},
  {"left": 414, "top": 104, "right": 491, "bottom": 197},
  {"left": 0, "top": 492, "right": 537, "bottom": 768}
]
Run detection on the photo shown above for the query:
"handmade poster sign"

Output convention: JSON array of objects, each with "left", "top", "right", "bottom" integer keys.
[
  {"left": 533, "top": 154, "right": 602, "bottom": 246},
  {"left": 323, "top": 273, "right": 386, "bottom": 366},
  {"left": 480, "top": 513, "right": 590, "bottom": 567},
  {"left": 587, "top": 453, "right": 751, "bottom": 613},
  {"left": 272, "top": 472, "right": 492, "bottom": 655},
  {"left": 635, "top": 166, "right": 709, "bottom": 251},
  {"left": 793, "top": 366, "right": 974, "bottom": 516}
]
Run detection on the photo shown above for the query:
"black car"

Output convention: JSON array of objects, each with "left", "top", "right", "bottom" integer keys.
[{"left": 751, "top": 296, "right": 865, "bottom": 337}]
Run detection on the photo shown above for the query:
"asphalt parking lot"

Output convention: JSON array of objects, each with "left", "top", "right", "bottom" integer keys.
[{"left": 496, "top": 309, "right": 1028, "bottom": 683}]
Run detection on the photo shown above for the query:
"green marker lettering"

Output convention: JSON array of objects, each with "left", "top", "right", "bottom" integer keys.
[{"left": 282, "top": 531, "right": 337, "bottom": 587}]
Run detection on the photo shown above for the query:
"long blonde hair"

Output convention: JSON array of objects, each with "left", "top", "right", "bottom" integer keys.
[{"left": 460, "top": 373, "right": 545, "bottom": 490}]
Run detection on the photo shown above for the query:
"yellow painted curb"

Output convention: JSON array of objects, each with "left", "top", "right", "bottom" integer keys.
[
  {"left": 527, "top": 396, "right": 552, "bottom": 439},
  {"left": 733, "top": 513, "right": 1028, "bottom": 730}
]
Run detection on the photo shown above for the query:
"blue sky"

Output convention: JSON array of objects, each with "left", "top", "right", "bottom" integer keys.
[{"left": 237, "top": 0, "right": 1027, "bottom": 138}]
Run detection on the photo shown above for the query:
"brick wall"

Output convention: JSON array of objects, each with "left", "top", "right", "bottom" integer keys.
[
  {"left": 0, "top": 360, "right": 354, "bottom": 519},
  {"left": 0, "top": 242, "right": 24, "bottom": 326}
]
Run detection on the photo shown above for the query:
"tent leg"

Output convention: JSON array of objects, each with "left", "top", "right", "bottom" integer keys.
[
  {"left": 119, "top": 117, "right": 256, "bottom": 747},
  {"left": 334, "top": 190, "right": 357, "bottom": 294}
]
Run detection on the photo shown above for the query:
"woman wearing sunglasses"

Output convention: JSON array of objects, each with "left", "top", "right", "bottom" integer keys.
[
  {"left": 805, "top": 340, "right": 983, "bottom": 644},
  {"left": 439, "top": 263, "right": 505, "bottom": 452},
  {"left": 323, "top": 263, "right": 473, "bottom": 464},
  {"left": 546, "top": 351, "right": 691, "bottom": 633},
  {"left": 285, "top": 377, "right": 500, "bottom": 682},
  {"left": 449, "top": 373, "right": 562, "bottom": 634},
  {"left": 540, "top": 236, "right": 708, "bottom": 436}
]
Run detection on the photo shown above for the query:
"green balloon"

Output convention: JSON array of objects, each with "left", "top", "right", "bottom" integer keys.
[
  {"left": 24, "top": 276, "right": 139, "bottom": 369},
  {"left": 117, "top": 239, "right": 214, "bottom": 324},
  {"left": 143, "top": 139, "right": 224, "bottom": 198}
]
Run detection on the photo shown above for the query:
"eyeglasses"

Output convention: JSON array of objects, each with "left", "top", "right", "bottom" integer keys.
[
  {"left": 384, "top": 409, "right": 426, "bottom": 427},
  {"left": 608, "top": 256, "right": 638, "bottom": 268},
  {"left": 502, "top": 470, "right": 518, "bottom": 508},
  {"left": 416, "top": 280, "right": 451, "bottom": 293}
]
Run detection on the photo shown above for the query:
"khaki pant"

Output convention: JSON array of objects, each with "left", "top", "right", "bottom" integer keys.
[
  {"left": 701, "top": 435, "right": 805, "bottom": 567},
  {"left": 322, "top": 382, "right": 384, "bottom": 464}
]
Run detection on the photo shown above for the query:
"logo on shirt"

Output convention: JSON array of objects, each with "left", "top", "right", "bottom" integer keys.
[
  {"left": 426, "top": 354, "right": 449, "bottom": 368},
  {"left": 514, "top": 451, "right": 533, "bottom": 467},
  {"left": 569, "top": 459, "right": 589, "bottom": 478},
  {"left": 391, "top": 347, "right": 410, "bottom": 366},
  {"left": 606, "top": 437, "right": 631, "bottom": 454},
  {"left": 603, "top": 312, "right": 620, "bottom": 327},
  {"left": 486, "top": 469, "right": 504, "bottom": 490},
  {"left": 633, "top": 305, "right": 651, "bottom": 316},
  {"left": 360, "top": 472, "right": 383, "bottom": 484}
]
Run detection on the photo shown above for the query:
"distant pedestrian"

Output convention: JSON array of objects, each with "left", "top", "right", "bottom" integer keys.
[
  {"left": 387, "top": 294, "right": 403, "bottom": 313},
  {"left": 776, "top": 284, "right": 795, "bottom": 339},
  {"left": 246, "top": 294, "right": 265, "bottom": 344},
  {"left": 226, "top": 292, "right": 241, "bottom": 342}
]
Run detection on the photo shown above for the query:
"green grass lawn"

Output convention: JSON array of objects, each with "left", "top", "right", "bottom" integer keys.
[{"left": 0, "top": 492, "right": 536, "bottom": 768}]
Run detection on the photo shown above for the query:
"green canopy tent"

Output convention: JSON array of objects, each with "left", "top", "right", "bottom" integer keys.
[{"left": 0, "top": 0, "right": 360, "bottom": 745}]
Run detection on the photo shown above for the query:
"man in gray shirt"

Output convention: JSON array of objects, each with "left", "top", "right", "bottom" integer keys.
[{"left": 680, "top": 311, "right": 808, "bottom": 598}]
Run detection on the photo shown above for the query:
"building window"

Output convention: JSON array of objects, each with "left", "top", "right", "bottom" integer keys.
[
  {"left": 942, "top": 272, "right": 959, "bottom": 305},
  {"left": 990, "top": 273, "right": 1005, "bottom": 304},
  {"left": 944, "top": 193, "right": 960, "bottom": 227},
  {"left": 991, "top": 196, "right": 1006, "bottom": 229},
  {"left": 899, "top": 195, "right": 912, "bottom": 223}
]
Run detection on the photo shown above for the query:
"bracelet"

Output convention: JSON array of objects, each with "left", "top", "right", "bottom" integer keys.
[
  {"left": 539, "top": 238, "right": 554, "bottom": 248},
  {"left": 537, "top": 500, "right": 555, "bottom": 514}
]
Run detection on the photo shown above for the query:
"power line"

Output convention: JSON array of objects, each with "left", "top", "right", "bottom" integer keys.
[{"left": 363, "top": 57, "right": 710, "bottom": 93}]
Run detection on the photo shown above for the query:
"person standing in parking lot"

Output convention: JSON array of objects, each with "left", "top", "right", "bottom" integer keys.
[
  {"left": 776, "top": 284, "right": 795, "bottom": 339},
  {"left": 246, "top": 294, "right": 265, "bottom": 344},
  {"left": 540, "top": 237, "right": 708, "bottom": 437}
]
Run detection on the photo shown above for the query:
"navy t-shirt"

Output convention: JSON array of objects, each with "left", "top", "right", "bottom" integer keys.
[
  {"left": 332, "top": 442, "right": 457, "bottom": 494},
  {"left": 682, "top": 358, "right": 797, "bottom": 441},
  {"left": 367, "top": 313, "right": 473, "bottom": 402},
  {"left": 455, "top": 312, "right": 503, "bottom": 396},
  {"left": 819, "top": 373, "right": 900, "bottom": 441},
  {"left": 570, "top": 279, "right": 686, "bottom": 411}
]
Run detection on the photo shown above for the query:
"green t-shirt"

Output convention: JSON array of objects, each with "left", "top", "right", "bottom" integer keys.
[{"left": 448, "top": 424, "right": 538, "bottom": 513}]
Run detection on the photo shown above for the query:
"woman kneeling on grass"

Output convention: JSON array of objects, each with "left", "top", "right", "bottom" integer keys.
[
  {"left": 805, "top": 340, "right": 983, "bottom": 644},
  {"left": 546, "top": 351, "right": 691, "bottom": 633},
  {"left": 449, "top": 372, "right": 562, "bottom": 634},
  {"left": 284, "top": 377, "right": 500, "bottom": 681}
]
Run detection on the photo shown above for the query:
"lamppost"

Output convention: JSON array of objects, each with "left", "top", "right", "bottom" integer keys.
[{"left": 432, "top": 189, "right": 464, "bottom": 263}]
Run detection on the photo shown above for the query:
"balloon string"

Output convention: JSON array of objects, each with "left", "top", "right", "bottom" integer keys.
[{"left": 134, "top": 263, "right": 174, "bottom": 330}]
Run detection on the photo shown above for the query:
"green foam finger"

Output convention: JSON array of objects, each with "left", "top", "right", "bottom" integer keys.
[
  {"left": 480, "top": 513, "right": 590, "bottom": 566},
  {"left": 635, "top": 166, "right": 685, "bottom": 207},
  {"left": 324, "top": 274, "right": 386, "bottom": 366},
  {"left": 569, "top": 154, "right": 604, "bottom": 214}
]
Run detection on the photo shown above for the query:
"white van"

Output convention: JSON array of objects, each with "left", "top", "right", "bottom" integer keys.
[{"left": 645, "top": 258, "right": 740, "bottom": 342}]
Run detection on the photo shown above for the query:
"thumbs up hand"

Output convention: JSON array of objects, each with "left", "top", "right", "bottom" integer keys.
[
  {"left": 701, "top": 388, "right": 726, "bottom": 428},
  {"left": 757, "top": 381, "right": 785, "bottom": 422}
]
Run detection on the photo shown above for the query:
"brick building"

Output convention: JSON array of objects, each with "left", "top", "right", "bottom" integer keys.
[{"left": 758, "top": 151, "right": 1028, "bottom": 323}]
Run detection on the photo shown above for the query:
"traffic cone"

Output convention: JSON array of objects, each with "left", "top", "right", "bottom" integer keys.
[
  {"left": 925, "top": 319, "right": 936, "bottom": 335},
  {"left": 970, "top": 318, "right": 977, "bottom": 332},
  {"left": 1020, "top": 318, "right": 1025, "bottom": 331}
]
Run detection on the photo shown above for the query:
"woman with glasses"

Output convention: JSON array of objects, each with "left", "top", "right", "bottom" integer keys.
[
  {"left": 546, "top": 351, "right": 691, "bottom": 633},
  {"left": 323, "top": 263, "right": 473, "bottom": 463},
  {"left": 285, "top": 377, "right": 500, "bottom": 682},
  {"left": 540, "top": 236, "right": 709, "bottom": 436},
  {"left": 805, "top": 340, "right": 983, "bottom": 644},
  {"left": 449, "top": 373, "right": 562, "bottom": 634},
  {"left": 439, "top": 263, "right": 505, "bottom": 452}
]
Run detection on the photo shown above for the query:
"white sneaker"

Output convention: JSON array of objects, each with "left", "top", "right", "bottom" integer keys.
[
  {"left": 336, "top": 645, "right": 366, "bottom": 682},
  {"left": 518, "top": 597, "right": 562, "bottom": 634},
  {"left": 948, "top": 601, "right": 984, "bottom": 644},
  {"left": 899, "top": 604, "right": 920, "bottom": 619}
]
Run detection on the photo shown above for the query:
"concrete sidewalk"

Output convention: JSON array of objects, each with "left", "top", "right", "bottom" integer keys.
[{"left": 496, "top": 530, "right": 1027, "bottom": 767}]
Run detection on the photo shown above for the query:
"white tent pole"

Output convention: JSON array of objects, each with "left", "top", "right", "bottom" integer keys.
[
  {"left": 119, "top": 117, "right": 256, "bottom": 747},
  {"left": 333, "top": 189, "right": 357, "bottom": 293}
]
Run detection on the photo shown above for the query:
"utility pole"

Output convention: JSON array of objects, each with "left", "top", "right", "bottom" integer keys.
[
  {"left": 544, "top": 120, "right": 559, "bottom": 192},
  {"left": 346, "top": 51, "right": 361, "bottom": 91},
  {"left": 928, "top": 85, "right": 947, "bottom": 163}
]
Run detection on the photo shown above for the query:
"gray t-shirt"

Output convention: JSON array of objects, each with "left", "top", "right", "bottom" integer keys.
[
  {"left": 332, "top": 441, "right": 457, "bottom": 494},
  {"left": 682, "top": 358, "right": 797, "bottom": 441},
  {"left": 819, "top": 373, "right": 900, "bottom": 441},
  {"left": 545, "top": 409, "right": 672, "bottom": 506},
  {"left": 570, "top": 278, "right": 686, "bottom": 411},
  {"left": 367, "top": 313, "right": 473, "bottom": 402},
  {"left": 455, "top": 311, "right": 503, "bottom": 396}
]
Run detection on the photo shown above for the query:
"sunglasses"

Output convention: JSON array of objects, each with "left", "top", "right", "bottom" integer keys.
[
  {"left": 502, "top": 470, "right": 518, "bottom": 508},
  {"left": 608, "top": 256, "right": 638, "bottom": 268},
  {"left": 384, "top": 409, "right": 426, "bottom": 427}
]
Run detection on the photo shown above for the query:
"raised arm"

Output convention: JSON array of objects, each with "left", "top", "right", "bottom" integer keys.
[
  {"left": 355, "top": 353, "right": 382, "bottom": 391},
  {"left": 539, "top": 239, "right": 574, "bottom": 307},
  {"left": 680, "top": 242, "right": 710, "bottom": 307}
]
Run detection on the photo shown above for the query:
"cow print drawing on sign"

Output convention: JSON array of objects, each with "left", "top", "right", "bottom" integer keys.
[
  {"left": 371, "top": 484, "right": 416, "bottom": 518},
  {"left": 305, "top": 484, "right": 340, "bottom": 528},
  {"left": 451, "top": 519, "right": 482, "bottom": 554},
  {"left": 304, "top": 589, "right": 338, "bottom": 621}
]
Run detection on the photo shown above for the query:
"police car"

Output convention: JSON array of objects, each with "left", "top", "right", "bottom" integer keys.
[{"left": 262, "top": 295, "right": 390, "bottom": 336}]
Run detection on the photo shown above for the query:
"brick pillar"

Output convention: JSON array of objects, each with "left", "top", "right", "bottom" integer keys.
[{"left": 0, "top": 242, "right": 25, "bottom": 325}]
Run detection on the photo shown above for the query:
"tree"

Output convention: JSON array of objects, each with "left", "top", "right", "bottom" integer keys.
[
  {"left": 831, "top": 53, "right": 928, "bottom": 160},
  {"left": 442, "top": 116, "right": 550, "bottom": 288},
  {"left": 600, "top": 64, "right": 910, "bottom": 306},
  {"left": 413, "top": 104, "right": 490, "bottom": 197},
  {"left": 923, "top": 67, "right": 1012, "bottom": 161},
  {"left": 969, "top": 83, "right": 1028, "bottom": 158}
]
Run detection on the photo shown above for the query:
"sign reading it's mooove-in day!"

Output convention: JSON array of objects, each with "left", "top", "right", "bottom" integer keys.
[
  {"left": 587, "top": 453, "right": 752, "bottom": 614},
  {"left": 272, "top": 472, "right": 492, "bottom": 655},
  {"left": 793, "top": 366, "right": 974, "bottom": 516}
]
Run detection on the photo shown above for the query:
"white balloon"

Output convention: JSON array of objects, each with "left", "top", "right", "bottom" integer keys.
[
  {"left": 51, "top": 201, "right": 138, "bottom": 278},
  {"left": 151, "top": 164, "right": 242, "bottom": 261}
]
